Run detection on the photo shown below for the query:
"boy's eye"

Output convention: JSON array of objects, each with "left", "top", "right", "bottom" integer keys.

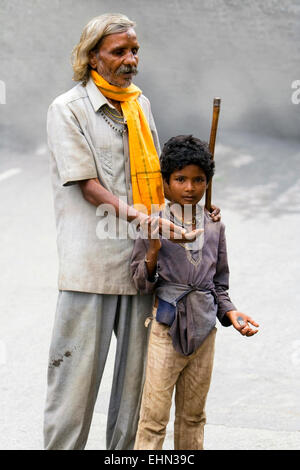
[
  {"left": 175, "top": 176, "right": 185, "bottom": 182},
  {"left": 195, "top": 177, "right": 205, "bottom": 183}
]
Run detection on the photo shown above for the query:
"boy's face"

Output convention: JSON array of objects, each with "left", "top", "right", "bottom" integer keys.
[{"left": 166, "top": 164, "right": 208, "bottom": 207}]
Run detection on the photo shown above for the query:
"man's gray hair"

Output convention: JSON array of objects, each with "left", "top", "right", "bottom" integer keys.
[{"left": 71, "top": 13, "right": 136, "bottom": 86}]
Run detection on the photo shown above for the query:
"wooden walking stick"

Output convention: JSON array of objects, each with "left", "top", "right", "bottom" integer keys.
[{"left": 205, "top": 97, "right": 221, "bottom": 211}]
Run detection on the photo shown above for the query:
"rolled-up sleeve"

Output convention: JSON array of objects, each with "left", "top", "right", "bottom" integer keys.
[
  {"left": 214, "top": 223, "right": 237, "bottom": 327},
  {"left": 130, "top": 237, "right": 158, "bottom": 294},
  {"left": 47, "top": 100, "right": 98, "bottom": 186}
]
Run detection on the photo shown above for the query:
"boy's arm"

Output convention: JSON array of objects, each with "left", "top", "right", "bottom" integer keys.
[
  {"left": 213, "top": 223, "right": 237, "bottom": 327},
  {"left": 130, "top": 237, "right": 160, "bottom": 295},
  {"left": 144, "top": 238, "right": 161, "bottom": 279},
  {"left": 214, "top": 224, "right": 259, "bottom": 336}
]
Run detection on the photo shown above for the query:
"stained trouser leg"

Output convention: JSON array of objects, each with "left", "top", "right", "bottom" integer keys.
[
  {"left": 43, "top": 291, "right": 118, "bottom": 450},
  {"left": 134, "top": 312, "right": 185, "bottom": 450},
  {"left": 106, "top": 293, "right": 154, "bottom": 450},
  {"left": 174, "top": 328, "right": 217, "bottom": 450}
]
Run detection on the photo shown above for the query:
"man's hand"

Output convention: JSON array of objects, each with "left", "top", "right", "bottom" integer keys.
[
  {"left": 138, "top": 214, "right": 203, "bottom": 243},
  {"left": 210, "top": 204, "right": 221, "bottom": 222},
  {"left": 225, "top": 310, "right": 259, "bottom": 337}
]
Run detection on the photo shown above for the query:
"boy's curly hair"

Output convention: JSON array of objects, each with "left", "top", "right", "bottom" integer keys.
[{"left": 160, "top": 135, "right": 215, "bottom": 183}]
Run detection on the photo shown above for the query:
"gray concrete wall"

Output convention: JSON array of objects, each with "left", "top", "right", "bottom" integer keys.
[{"left": 0, "top": 0, "right": 299, "bottom": 152}]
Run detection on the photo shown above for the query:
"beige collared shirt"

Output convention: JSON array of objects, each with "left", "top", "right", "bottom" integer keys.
[{"left": 47, "top": 78, "right": 160, "bottom": 294}]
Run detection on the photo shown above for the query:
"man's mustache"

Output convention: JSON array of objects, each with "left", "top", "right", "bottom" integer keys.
[{"left": 116, "top": 65, "right": 138, "bottom": 76}]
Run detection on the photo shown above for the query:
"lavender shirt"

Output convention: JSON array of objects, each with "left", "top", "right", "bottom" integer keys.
[{"left": 131, "top": 209, "right": 236, "bottom": 342}]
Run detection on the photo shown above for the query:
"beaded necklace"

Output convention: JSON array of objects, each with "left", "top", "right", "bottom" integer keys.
[{"left": 100, "top": 106, "right": 126, "bottom": 136}]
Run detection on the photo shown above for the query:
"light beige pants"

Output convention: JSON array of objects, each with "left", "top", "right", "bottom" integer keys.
[{"left": 134, "top": 308, "right": 216, "bottom": 450}]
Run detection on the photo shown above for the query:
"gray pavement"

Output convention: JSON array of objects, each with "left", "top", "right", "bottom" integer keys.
[{"left": 0, "top": 132, "right": 300, "bottom": 450}]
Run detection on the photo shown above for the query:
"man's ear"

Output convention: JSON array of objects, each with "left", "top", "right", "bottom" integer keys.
[{"left": 89, "top": 50, "right": 98, "bottom": 69}]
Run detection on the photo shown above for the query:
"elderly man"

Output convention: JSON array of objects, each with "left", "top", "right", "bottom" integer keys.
[{"left": 44, "top": 13, "right": 219, "bottom": 450}]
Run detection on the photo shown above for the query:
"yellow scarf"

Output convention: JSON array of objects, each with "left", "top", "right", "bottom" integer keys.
[{"left": 91, "top": 70, "right": 165, "bottom": 214}]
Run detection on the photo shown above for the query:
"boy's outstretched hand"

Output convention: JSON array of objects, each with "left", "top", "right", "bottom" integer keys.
[{"left": 225, "top": 310, "right": 259, "bottom": 337}]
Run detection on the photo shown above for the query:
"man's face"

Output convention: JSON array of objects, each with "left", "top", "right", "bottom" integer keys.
[{"left": 89, "top": 28, "right": 139, "bottom": 88}]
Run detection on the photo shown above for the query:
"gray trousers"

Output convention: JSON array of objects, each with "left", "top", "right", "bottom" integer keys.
[{"left": 43, "top": 290, "right": 153, "bottom": 450}]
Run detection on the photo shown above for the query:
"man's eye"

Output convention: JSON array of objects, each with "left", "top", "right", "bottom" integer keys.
[
  {"left": 132, "top": 48, "right": 138, "bottom": 55},
  {"left": 114, "top": 49, "right": 124, "bottom": 56}
]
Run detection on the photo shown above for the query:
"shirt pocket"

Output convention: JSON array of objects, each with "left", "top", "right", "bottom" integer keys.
[{"left": 96, "top": 146, "right": 113, "bottom": 179}]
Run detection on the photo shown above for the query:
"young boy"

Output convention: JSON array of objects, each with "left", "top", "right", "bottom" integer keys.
[{"left": 130, "top": 134, "right": 259, "bottom": 450}]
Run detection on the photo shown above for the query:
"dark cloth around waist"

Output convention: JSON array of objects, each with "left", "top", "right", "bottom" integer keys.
[{"left": 155, "top": 281, "right": 218, "bottom": 356}]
